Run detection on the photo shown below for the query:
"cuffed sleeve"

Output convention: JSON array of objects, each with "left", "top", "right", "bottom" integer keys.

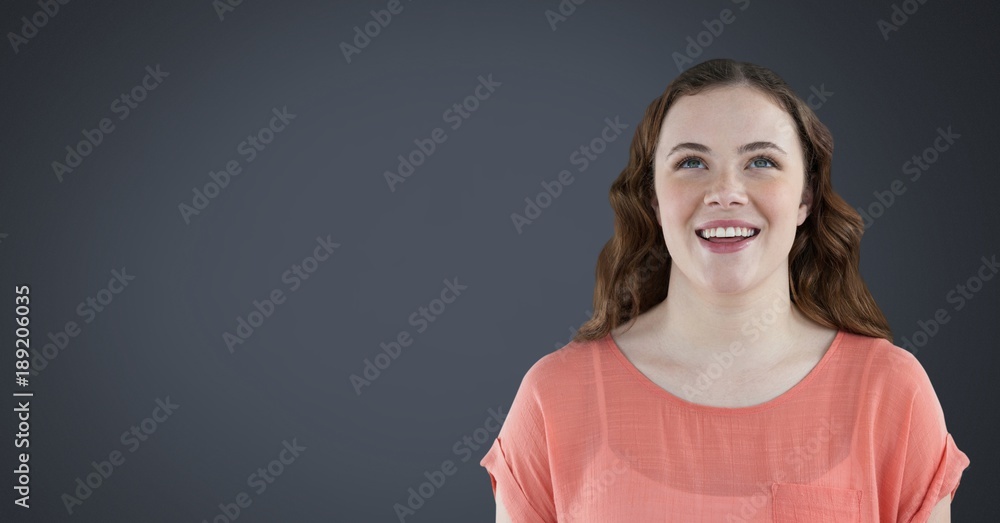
[
  {"left": 481, "top": 437, "right": 551, "bottom": 523},
  {"left": 480, "top": 360, "right": 557, "bottom": 523},
  {"left": 895, "top": 356, "right": 971, "bottom": 523}
]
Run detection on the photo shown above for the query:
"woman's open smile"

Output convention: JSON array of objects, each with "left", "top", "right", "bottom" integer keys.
[{"left": 694, "top": 219, "right": 763, "bottom": 254}]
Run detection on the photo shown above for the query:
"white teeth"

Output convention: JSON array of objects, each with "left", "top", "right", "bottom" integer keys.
[{"left": 698, "top": 227, "right": 758, "bottom": 239}]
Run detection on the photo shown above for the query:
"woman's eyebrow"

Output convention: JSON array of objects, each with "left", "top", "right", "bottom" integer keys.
[{"left": 666, "top": 141, "right": 788, "bottom": 157}]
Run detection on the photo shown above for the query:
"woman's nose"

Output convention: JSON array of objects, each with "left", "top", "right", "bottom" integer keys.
[{"left": 704, "top": 168, "right": 748, "bottom": 207}]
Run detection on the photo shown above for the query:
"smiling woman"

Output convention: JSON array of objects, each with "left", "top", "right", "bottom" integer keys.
[{"left": 481, "top": 58, "right": 970, "bottom": 522}]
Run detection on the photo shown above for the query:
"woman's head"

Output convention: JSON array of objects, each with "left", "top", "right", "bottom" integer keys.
[
  {"left": 574, "top": 58, "right": 892, "bottom": 343},
  {"left": 651, "top": 84, "right": 811, "bottom": 297}
]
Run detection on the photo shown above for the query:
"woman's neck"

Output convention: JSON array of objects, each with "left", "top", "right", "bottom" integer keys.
[{"left": 641, "top": 269, "right": 817, "bottom": 371}]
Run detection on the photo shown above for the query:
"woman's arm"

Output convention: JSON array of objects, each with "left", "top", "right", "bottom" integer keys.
[
  {"left": 927, "top": 494, "right": 951, "bottom": 523},
  {"left": 495, "top": 496, "right": 513, "bottom": 523}
]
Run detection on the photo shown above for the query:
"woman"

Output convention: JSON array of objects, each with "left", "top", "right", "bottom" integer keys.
[{"left": 480, "top": 59, "right": 970, "bottom": 522}]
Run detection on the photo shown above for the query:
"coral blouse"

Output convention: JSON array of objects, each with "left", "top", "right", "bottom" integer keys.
[{"left": 480, "top": 329, "right": 970, "bottom": 522}]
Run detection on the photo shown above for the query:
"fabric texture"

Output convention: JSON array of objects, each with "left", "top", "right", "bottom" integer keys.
[{"left": 480, "top": 329, "right": 970, "bottom": 522}]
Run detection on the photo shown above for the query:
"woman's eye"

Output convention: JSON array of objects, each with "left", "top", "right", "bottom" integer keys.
[{"left": 676, "top": 157, "right": 777, "bottom": 170}]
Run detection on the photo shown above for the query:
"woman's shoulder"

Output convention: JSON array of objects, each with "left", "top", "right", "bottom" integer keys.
[
  {"left": 836, "top": 329, "right": 938, "bottom": 400},
  {"left": 516, "top": 335, "right": 607, "bottom": 394},
  {"left": 838, "top": 329, "right": 922, "bottom": 367}
]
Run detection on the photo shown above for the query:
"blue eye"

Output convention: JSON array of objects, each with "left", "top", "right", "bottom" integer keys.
[
  {"left": 676, "top": 157, "right": 705, "bottom": 169},
  {"left": 751, "top": 156, "right": 778, "bottom": 168},
  {"left": 673, "top": 155, "right": 781, "bottom": 170}
]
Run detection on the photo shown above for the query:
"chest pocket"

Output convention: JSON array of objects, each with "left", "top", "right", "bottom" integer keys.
[{"left": 772, "top": 483, "right": 862, "bottom": 523}]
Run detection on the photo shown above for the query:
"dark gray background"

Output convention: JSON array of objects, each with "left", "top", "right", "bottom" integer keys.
[{"left": 1, "top": 0, "right": 996, "bottom": 521}]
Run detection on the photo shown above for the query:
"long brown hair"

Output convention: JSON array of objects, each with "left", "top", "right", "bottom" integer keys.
[{"left": 573, "top": 58, "right": 892, "bottom": 344}]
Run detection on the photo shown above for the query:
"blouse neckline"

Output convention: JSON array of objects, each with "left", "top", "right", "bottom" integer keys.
[{"left": 604, "top": 328, "right": 847, "bottom": 416}]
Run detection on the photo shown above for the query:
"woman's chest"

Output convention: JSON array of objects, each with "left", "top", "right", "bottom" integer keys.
[{"left": 626, "top": 352, "right": 821, "bottom": 408}]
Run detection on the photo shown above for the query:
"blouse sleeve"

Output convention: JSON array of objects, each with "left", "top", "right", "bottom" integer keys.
[
  {"left": 893, "top": 354, "right": 971, "bottom": 523},
  {"left": 480, "top": 360, "right": 557, "bottom": 523}
]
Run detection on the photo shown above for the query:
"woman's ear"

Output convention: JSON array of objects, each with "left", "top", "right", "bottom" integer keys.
[
  {"left": 651, "top": 194, "right": 661, "bottom": 226},
  {"left": 797, "top": 180, "right": 813, "bottom": 226}
]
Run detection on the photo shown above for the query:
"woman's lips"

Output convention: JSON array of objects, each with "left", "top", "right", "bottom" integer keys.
[
  {"left": 696, "top": 230, "right": 759, "bottom": 253},
  {"left": 704, "top": 236, "right": 745, "bottom": 243}
]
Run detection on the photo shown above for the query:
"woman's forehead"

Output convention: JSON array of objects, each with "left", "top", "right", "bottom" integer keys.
[{"left": 657, "top": 89, "right": 800, "bottom": 154}]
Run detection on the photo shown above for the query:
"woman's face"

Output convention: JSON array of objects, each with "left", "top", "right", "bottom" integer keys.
[{"left": 651, "top": 85, "right": 811, "bottom": 296}]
